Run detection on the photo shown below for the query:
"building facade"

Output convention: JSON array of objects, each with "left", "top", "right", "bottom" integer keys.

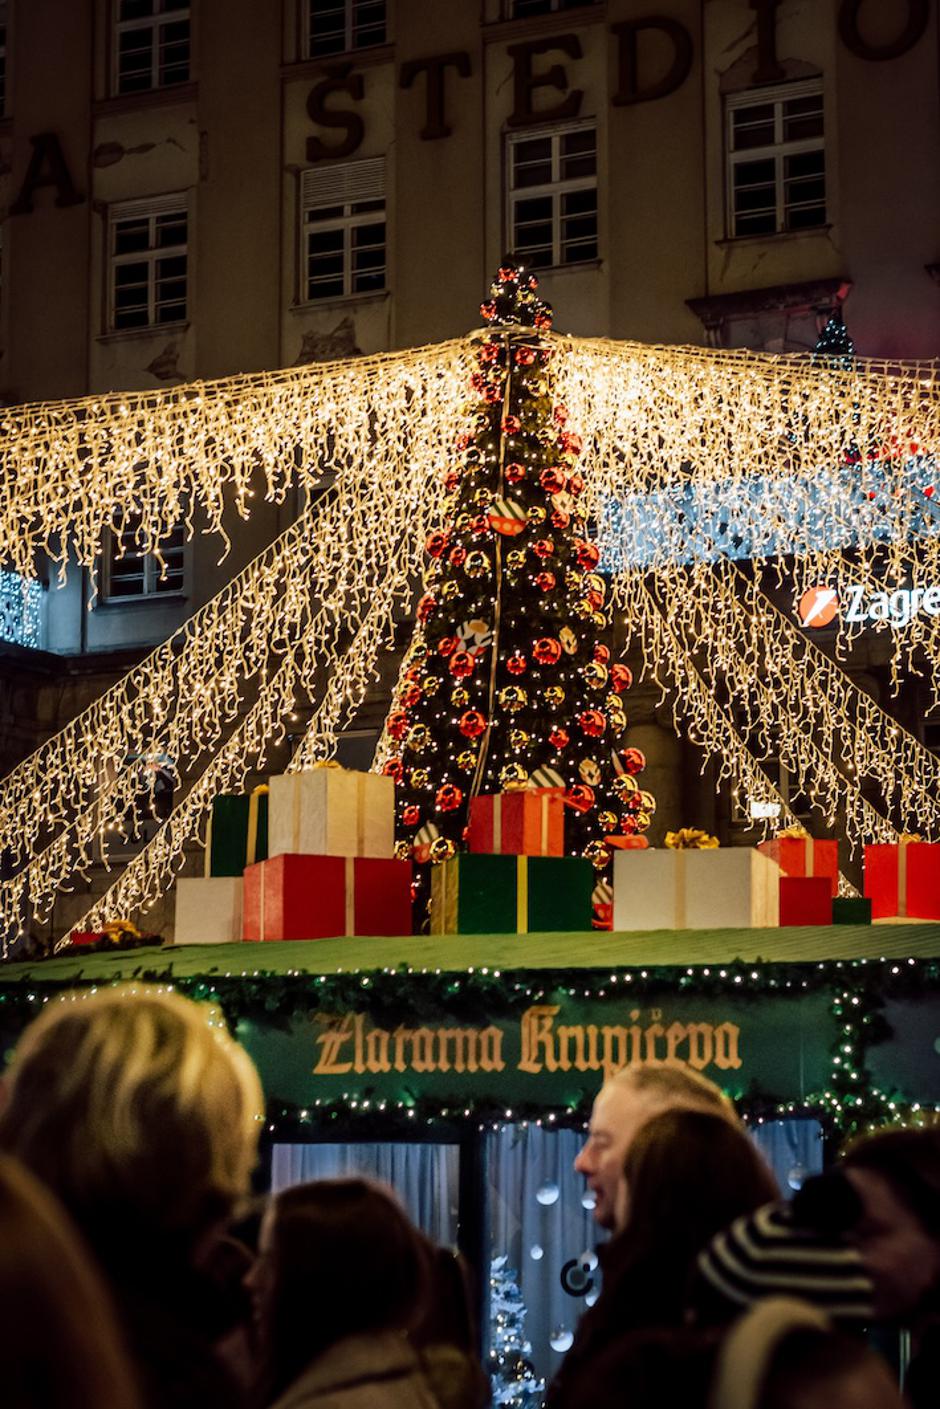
[{"left": 0, "top": 0, "right": 939, "bottom": 918}]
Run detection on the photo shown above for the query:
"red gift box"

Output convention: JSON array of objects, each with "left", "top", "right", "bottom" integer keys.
[
  {"left": 68, "top": 930, "right": 104, "bottom": 947},
  {"left": 864, "top": 841, "right": 940, "bottom": 920},
  {"left": 243, "top": 854, "right": 412, "bottom": 941},
  {"left": 757, "top": 835, "right": 838, "bottom": 897},
  {"left": 779, "top": 875, "right": 833, "bottom": 926},
  {"left": 468, "top": 789, "right": 564, "bottom": 857}
]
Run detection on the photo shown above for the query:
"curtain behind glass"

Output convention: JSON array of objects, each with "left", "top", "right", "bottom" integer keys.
[{"left": 270, "top": 1141, "right": 460, "bottom": 1246}]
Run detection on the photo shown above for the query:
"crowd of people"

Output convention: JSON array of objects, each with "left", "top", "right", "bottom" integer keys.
[{"left": 0, "top": 983, "right": 937, "bottom": 1408}]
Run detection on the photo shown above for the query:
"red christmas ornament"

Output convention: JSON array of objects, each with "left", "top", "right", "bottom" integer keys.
[
  {"left": 401, "top": 684, "right": 422, "bottom": 709},
  {"left": 579, "top": 709, "right": 607, "bottom": 738},
  {"left": 479, "top": 342, "right": 500, "bottom": 364},
  {"left": 483, "top": 382, "right": 502, "bottom": 404},
  {"left": 620, "top": 814, "right": 641, "bottom": 835},
  {"left": 502, "top": 415, "right": 522, "bottom": 435},
  {"left": 506, "top": 651, "right": 528, "bottom": 676},
  {"left": 382, "top": 758, "right": 404, "bottom": 784},
  {"left": 425, "top": 531, "right": 449, "bottom": 558},
  {"left": 459, "top": 709, "right": 487, "bottom": 739},
  {"left": 402, "top": 805, "right": 420, "bottom": 827},
  {"left": 469, "top": 372, "right": 485, "bottom": 393},
  {"left": 438, "top": 636, "right": 459, "bottom": 657},
  {"left": 417, "top": 593, "right": 437, "bottom": 624},
  {"left": 449, "top": 651, "right": 475, "bottom": 679},
  {"left": 448, "top": 545, "right": 467, "bottom": 568},
  {"left": 505, "top": 461, "right": 526, "bottom": 485},
  {"left": 533, "top": 637, "right": 562, "bottom": 666},
  {"left": 443, "top": 471, "right": 461, "bottom": 493},
  {"left": 387, "top": 711, "right": 408, "bottom": 742},
  {"left": 549, "top": 726, "right": 570, "bottom": 749},
  {"left": 498, "top": 265, "right": 517, "bottom": 283},
  {"left": 617, "top": 746, "right": 646, "bottom": 776},
  {"left": 469, "top": 513, "right": 490, "bottom": 537},
  {"left": 568, "top": 472, "right": 585, "bottom": 496},
  {"left": 535, "top": 571, "right": 556, "bottom": 592},
  {"left": 481, "top": 301, "right": 496, "bottom": 320},
  {"left": 533, "top": 538, "right": 555, "bottom": 559},
  {"left": 594, "top": 644, "right": 611, "bottom": 664},
  {"left": 436, "top": 783, "right": 464, "bottom": 812},
  {"left": 586, "top": 588, "right": 604, "bottom": 611},
  {"left": 553, "top": 404, "right": 569, "bottom": 426},
  {"left": 534, "top": 310, "right": 552, "bottom": 330},
  {"left": 610, "top": 663, "right": 633, "bottom": 692},
  {"left": 560, "top": 431, "right": 583, "bottom": 456},
  {"left": 575, "top": 540, "right": 601, "bottom": 571},
  {"left": 539, "top": 467, "right": 566, "bottom": 495},
  {"left": 455, "top": 434, "right": 472, "bottom": 452},
  {"left": 550, "top": 509, "right": 571, "bottom": 530},
  {"left": 566, "top": 784, "right": 596, "bottom": 813},
  {"left": 515, "top": 346, "right": 537, "bottom": 366}
]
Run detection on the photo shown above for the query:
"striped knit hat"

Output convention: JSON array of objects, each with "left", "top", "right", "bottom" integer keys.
[{"left": 696, "top": 1201, "right": 875, "bottom": 1323}]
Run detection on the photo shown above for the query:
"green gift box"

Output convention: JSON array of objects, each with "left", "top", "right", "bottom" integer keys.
[
  {"left": 205, "top": 787, "right": 269, "bottom": 877},
  {"left": 832, "top": 896, "right": 872, "bottom": 925},
  {"left": 430, "top": 853, "right": 592, "bottom": 934}
]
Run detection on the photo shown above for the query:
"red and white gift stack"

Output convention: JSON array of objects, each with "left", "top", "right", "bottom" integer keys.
[
  {"left": 757, "top": 831, "right": 839, "bottom": 927},
  {"left": 864, "top": 839, "right": 940, "bottom": 921},
  {"left": 467, "top": 787, "right": 564, "bottom": 857},
  {"left": 243, "top": 767, "right": 412, "bottom": 941}
]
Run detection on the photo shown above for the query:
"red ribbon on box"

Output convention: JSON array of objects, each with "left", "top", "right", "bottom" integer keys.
[
  {"left": 757, "top": 835, "right": 838, "bottom": 897},
  {"left": 864, "top": 840, "right": 940, "bottom": 920},
  {"left": 468, "top": 789, "right": 564, "bottom": 857}
]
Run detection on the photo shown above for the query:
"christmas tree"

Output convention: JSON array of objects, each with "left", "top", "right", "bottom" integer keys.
[
  {"left": 378, "top": 260, "right": 654, "bottom": 923},
  {"left": 488, "top": 1255, "right": 544, "bottom": 1408}
]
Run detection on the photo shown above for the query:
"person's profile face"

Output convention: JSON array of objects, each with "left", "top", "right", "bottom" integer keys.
[
  {"left": 574, "top": 1082, "right": 657, "bottom": 1232},
  {"left": 845, "top": 1167, "right": 940, "bottom": 1319}
]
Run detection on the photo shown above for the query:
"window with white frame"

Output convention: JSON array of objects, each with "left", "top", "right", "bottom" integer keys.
[
  {"left": 114, "top": 0, "right": 190, "bottom": 96},
  {"left": 510, "top": 0, "right": 594, "bottom": 17},
  {"left": 300, "top": 159, "right": 386, "bottom": 302},
  {"left": 306, "top": 0, "right": 386, "bottom": 58},
  {"left": 507, "top": 124, "right": 597, "bottom": 270},
  {"left": 726, "top": 80, "right": 826, "bottom": 239},
  {"left": 105, "top": 517, "right": 185, "bottom": 600},
  {"left": 109, "top": 196, "right": 188, "bottom": 331}
]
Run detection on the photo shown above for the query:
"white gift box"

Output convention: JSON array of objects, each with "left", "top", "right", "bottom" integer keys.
[
  {"left": 268, "top": 768, "right": 395, "bottom": 860},
  {"left": 613, "top": 847, "right": 781, "bottom": 930},
  {"left": 174, "top": 876, "right": 243, "bottom": 945}
]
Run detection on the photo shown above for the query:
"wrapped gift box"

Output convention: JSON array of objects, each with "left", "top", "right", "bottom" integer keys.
[
  {"left": 268, "top": 770, "right": 394, "bottom": 860},
  {"left": 68, "top": 930, "right": 105, "bottom": 947},
  {"left": 430, "top": 854, "right": 593, "bottom": 934},
  {"left": 175, "top": 876, "right": 243, "bottom": 945},
  {"left": 757, "top": 835, "right": 838, "bottom": 898},
  {"left": 612, "top": 847, "right": 780, "bottom": 930},
  {"left": 780, "top": 876, "right": 832, "bottom": 927},
  {"left": 243, "top": 854, "right": 411, "bottom": 941},
  {"left": 205, "top": 788, "right": 268, "bottom": 877},
  {"left": 467, "top": 789, "right": 564, "bottom": 857},
  {"left": 832, "top": 896, "right": 872, "bottom": 925},
  {"left": 864, "top": 841, "right": 940, "bottom": 920}
]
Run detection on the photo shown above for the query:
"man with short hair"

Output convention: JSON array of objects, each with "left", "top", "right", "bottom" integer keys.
[{"left": 574, "top": 1062, "right": 735, "bottom": 1230}]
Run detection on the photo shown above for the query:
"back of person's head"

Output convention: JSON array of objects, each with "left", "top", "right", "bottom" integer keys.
[
  {"left": 610, "top": 1109, "right": 779, "bottom": 1320},
  {"left": 612, "top": 1062, "right": 734, "bottom": 1117},
  {"left": 262, "top": 1177, "right": 430, "bottom": 1399},
  {"left": 0, "top": 1153, "right": 142, "bottom": 1409},
  {"left": 843, "top": 1127, "right": 940, "bottom": 1236},
  {"left": 708, "top": 1298, "right": 903, "bottom": 1409},
  {"left": 0, "top": 984, "right": 263, "bottom": 1249}
]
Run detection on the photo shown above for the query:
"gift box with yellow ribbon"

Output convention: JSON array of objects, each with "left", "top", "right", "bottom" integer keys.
[
  {"left": 243, "top": 854, "right": 412, "bottom": 941},
  {"left": 268, "top": 767, "right": 394, "bottom": 860},
  {"left": 864, "top": 839, "right": 940, "bottom": 920},
  {"left": 612, "top": 844, "right": 781, "bottom": 930},
  {"left": 757, "top": 827, "right": 839, "bottom": 898},
  {"left": 430, "top": 854, "right": 593, "bottom": 934},
  {"left": 204, "top": 785, "right": 269, "bottom": 877}
]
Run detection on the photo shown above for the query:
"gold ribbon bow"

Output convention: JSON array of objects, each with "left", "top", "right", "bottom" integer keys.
[{"left": 665, "top": 828, "right": 719, "bottom": 850}]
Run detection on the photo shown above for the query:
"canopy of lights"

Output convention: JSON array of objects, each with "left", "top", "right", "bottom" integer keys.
[{"left": 0, "top": 321, "right": 939, "bottom": 954}]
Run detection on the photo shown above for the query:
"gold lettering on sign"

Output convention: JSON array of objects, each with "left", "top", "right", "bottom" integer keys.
[
  {"left": 313, "top": 1013, "right": 506, "bottom": 1077},
  {"left": 515, "top": 1006, "right": 742, "bottom": 1079}
]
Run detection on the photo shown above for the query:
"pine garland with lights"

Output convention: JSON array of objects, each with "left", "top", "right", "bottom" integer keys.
[
  {"left": 377, "top": 261, "right": 653, "bottom": 922},
  {"left": 488, "top": 1255, "right": 544, "bottom": 1408}
]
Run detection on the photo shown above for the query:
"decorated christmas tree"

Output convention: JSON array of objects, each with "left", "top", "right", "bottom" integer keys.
[
  {"left": 488, "top": 1255, "right": 544, "bottom": 1408},
  {"left": 378, "top": 260, "right": 654, "bottom": 923}
]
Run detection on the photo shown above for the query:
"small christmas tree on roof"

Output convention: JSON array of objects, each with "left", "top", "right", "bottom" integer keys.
[
  {"left": 489, "top": 1255, "right": 544, "bottom": 1408},
  {"left": 377, "top": 259, "right": 654, "bottom": 924}
]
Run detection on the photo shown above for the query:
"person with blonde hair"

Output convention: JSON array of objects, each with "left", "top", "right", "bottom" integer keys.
[
  {"left": 0, "top": 983, "right": 264, "bottom": 1409},
  {"left": 0, "top": 1152, "right": 143, "bottom": 1409}
]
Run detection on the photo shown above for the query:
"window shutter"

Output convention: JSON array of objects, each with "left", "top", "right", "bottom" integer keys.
[
  {"left": 110, "top": 192, "right": 188, "bottom": 225},
  {"left": 301, "top": 158, "right": 385, "bottom": 211}
]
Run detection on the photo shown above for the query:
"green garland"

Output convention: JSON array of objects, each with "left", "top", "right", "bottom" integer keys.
[{"left": 1, "top": 955, "right": 938, "bottom": 1141}]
